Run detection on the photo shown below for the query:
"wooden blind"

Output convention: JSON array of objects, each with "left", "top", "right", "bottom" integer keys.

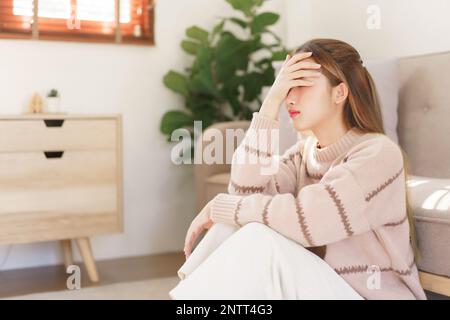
[
  {"left": 0, "top": 0, "right": 154, "bottom": 44},
  {"left": 0, "top": 0, "right": 34, "bottom": 37}
]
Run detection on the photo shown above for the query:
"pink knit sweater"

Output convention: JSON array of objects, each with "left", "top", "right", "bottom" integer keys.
[{"left": 210, "top": 112, "right": 426, "bottom": 300}]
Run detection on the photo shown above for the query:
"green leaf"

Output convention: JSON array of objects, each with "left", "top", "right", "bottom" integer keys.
[
  {"left": 185, "top": 95, "right": 217, "bottom": 114},
  {"left": 193, "top": 107, "right": 218, "bottom": 129},
  {"left": 246, "top": 34, "right": 264, "bottom": 54},
  {"left": 228, "top": 17, "right": 248, "bottom": 29},
  {"left": 214, "top": 32, "right": 263, "bottom": 82},
  {"left": 181, "top": 40, "right": 200, "bottom": 55},
  {"left": 254, "top": 57, "right": 272, "bottom": 68},
  {"left": 191, "top": 46, "right": 214, "bottom": 74},
  {"left": 261, "top": 64, "right": 275, "bottom": 86},
  {"left": 189, "top": 47, "right": 221, "bottom": 98},
  {"left": 189, "top": 67, "right": 218, "bottom": 97},
  {"left": 251, "top": 12, "right": 279, "bottom": 34},
  {"left": 220, "top": 75, "right": 242, "bottom": 115},
  {"left": 160, "top": 110, "right": 193, "bottom": 135},
  {"left": 241, "top": 105, "right": 254, "bottom": 120},
  {"left": 226, "top": 0, "right": 263, "bottom": 17},
  {"left": 215, "top": 32, "right": 249, "bottom": 80},
  {"left": 211, "top": 20, "right": 225, "bottom": 40},
  {"left": 265, "top": 29, "right": 282, "bottom": 43},
  {"left": 185, "top": 95, "right": 220, "bottom": 128},
  {"left": 163, "top": 71, "right": 189, "bottom": 97},
  {"left": 226, "top": 0, "right": 252, "bottom": 17},
  {"left": 253, "top": 0, "right": 264, "bottom": 7},
  {"left": 261, "top": 43, "right": 281, "bottom": 50},
  {"left": 186, "top": 26, "right": 209, "bottom": 45},
  {"left": 242, "top": 72, "right": 266, "bottom": 101},
  {"left": 272, "top": 49, "right": 290, "bottom": 61}
]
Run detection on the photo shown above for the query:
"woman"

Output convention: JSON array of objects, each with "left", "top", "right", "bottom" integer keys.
[{"left": 169, "top": 39, "right": 426, "bottom": 300}]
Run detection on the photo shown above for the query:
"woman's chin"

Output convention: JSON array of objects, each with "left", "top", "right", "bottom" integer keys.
[{"left": 292, "top": 120, "right": 308, "bottom": 132}]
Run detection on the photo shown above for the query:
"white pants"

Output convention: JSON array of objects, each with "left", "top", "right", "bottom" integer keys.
[{"left": 169, "top": 222, "right": 363, "bottom": 300}]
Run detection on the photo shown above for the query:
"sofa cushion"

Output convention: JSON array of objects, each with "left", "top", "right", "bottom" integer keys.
[
  {"left": 407, "top": 175, "right": 450, "bottom": 277},
  {"left": 397, "top": 52, "right": 450, "bottom": 179}
]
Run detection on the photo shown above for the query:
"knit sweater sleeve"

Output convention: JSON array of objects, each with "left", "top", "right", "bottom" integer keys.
[
  {"left": 227, "top": 111, "right": 302, "bottom": 196},
  {"left": 211, "top": 135, "right": 406, "bottom": 247}
]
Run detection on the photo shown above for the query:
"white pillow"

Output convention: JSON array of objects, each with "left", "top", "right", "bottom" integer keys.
[{"left": 365, "top": 58, "right": 400, "bottom": 143}]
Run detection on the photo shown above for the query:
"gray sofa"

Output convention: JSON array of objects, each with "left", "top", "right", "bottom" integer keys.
[
  {"left": 194, "top": 51, "right": 450, "bottom": 296},
  {"left": 397, "top": 51, "right": 450, "bottom": 295}
]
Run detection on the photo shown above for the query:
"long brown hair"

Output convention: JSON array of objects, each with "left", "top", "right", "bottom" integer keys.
[{"left": 291, "top": 39, "right": 419, "bottom": 262}]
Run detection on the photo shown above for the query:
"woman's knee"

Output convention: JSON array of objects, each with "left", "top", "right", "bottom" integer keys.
[
  {"left": 240, "top": 221, "right": 269, "bottom": 232},
  {"left": 210, "top": 222, "right": 239, "bottom": 233},
  {"left": 234, "top": 222, "right": 275, "bottom": 243}
]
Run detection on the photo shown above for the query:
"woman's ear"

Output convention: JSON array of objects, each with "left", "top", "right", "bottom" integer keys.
[{"left": 332, "top": 82, "right": 348, "bottom": 105}]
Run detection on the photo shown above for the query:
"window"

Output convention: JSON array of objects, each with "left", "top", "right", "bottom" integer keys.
[{"left": 0, "top": 0, "right": 154, "bottom": 45}]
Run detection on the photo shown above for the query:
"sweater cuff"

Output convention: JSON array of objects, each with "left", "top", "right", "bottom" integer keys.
[
  {"left": 246, "top": 112, "right": 280, "bottom": 155},
  {"left": 210, "top": 193, "right": 243, "bottom": 226}
]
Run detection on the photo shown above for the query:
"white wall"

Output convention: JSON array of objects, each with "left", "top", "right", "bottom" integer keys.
[
  {"left": 1, "top": 0, "right": 449, "bottom": 271},
  {"left": 0, "top": 0, "right": 286, "bottom": 270},
  {"left": 285, "top": 0, "right": 450, "bottom": 59}
]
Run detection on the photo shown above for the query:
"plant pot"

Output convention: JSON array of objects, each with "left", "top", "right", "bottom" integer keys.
[{"left": 46, "top": 97, "right": 61, "bottom": 113}]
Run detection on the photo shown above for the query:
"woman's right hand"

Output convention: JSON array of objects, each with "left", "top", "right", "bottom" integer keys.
[
  {"left": 183, "top": 200, "right": 214, "bottom": 260},
  {"left": 260, "top": 51, "right": 322, "bottom": 119}
]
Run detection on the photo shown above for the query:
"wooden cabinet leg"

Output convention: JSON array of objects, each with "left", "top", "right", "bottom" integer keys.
[
  {"left": 75, "top": 237, "right": 99, "bottom": 283},
  {"left": 61, "top": 239, "right": 74, "bottom": 270}
]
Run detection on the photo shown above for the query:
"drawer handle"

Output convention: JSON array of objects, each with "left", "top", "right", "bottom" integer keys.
[
  {"left": 44, "top": 151, "right": 64, "bottom": 159},
  {"left": 44, "top": 119, "right": 65, "bottom": 127}
]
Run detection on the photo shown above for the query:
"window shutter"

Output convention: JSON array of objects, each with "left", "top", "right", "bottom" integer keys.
[
  {"left": 120, "top": 0, "right": 154, "bottom": 44},
  {"left": 38, "top": 0, "right": 117, "bottom": 42},
  {"left": 0, "top": 0, "right": 154, "bottom": 44},
  {"left": 0, "top": 0, "right": 34, "bottom": 38}
]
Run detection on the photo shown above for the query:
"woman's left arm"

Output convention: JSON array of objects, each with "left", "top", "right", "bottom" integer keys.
[{"left": 210, "top": 136, "right": 406, "bottom": 247}]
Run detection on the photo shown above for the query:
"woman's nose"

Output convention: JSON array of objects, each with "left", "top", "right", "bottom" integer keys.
[
  {"left": 286, "top": 91, "right": 294, "bottom": 104},
  {"left": 287, "top": 99, "right": 296, "bottom": 107}
]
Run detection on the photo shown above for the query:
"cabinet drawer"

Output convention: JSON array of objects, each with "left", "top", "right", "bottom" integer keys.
[
  {"left": 0, "top": 150, "right": 118, "bottom": 215},
  {"left": 0, "top": 119, "right": 117, "bottom": 152}
]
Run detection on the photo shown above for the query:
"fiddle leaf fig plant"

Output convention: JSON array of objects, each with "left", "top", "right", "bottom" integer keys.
[{"left": 160, "top": 0, "right": 289, "bottom": 146}]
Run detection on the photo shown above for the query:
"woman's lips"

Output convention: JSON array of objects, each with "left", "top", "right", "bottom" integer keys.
[{"left": 288, "top": 110, "right": 301, "bottom": 118}]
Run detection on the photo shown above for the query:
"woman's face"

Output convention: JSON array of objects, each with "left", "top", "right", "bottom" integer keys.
[{"left": 284, "top": 57, "right": 337, "bottom": 132}]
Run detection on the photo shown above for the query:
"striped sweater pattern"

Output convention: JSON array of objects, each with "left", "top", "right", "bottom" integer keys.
[{"left": 210, "top": 112, "right": 427, "bottom": 300}]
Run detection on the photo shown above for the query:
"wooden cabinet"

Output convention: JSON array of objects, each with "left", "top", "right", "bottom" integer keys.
[{"left": 0, "top": 114, "right": 123, "bottom": 282}]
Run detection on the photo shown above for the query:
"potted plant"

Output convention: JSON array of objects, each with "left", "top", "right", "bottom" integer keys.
[
  {"left": 160, "top": 0, "right": 290, "bottom": 160},
  {"left": 46, "top": 88, "right": 61, "bottom": 113}
]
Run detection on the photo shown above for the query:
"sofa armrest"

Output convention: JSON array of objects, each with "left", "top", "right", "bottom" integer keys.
[{"left": 407, "top": 175, "right": 450, "bottom": 279}]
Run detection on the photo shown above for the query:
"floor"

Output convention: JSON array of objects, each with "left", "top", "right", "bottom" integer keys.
[
  {"left": 0, "top": 251, "right": 185, "bottom": 299},
  {"left": 4, "top": 277, "right": 180, "bottom": 300},
  {"left": 0, "top": 251, "right": 447, "bottom": 299}
]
